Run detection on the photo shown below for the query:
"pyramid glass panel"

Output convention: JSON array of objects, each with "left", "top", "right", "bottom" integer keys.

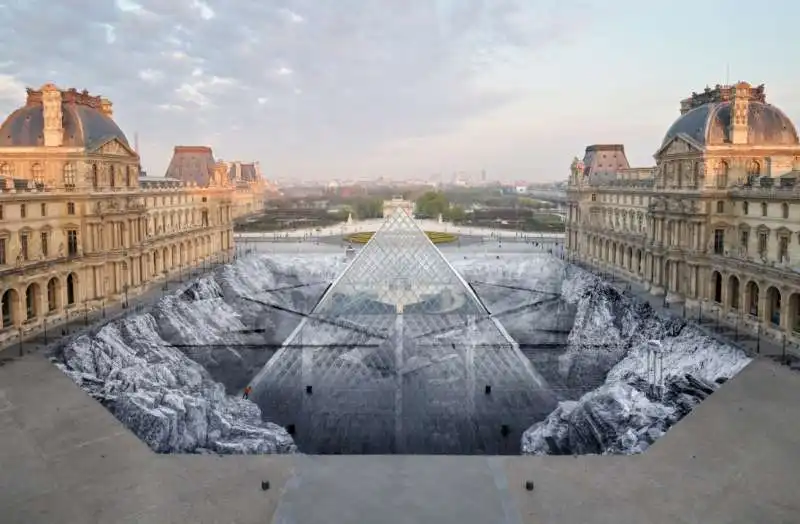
[{"left": 250, "top": 208, "right": 557, "bottom": 454}]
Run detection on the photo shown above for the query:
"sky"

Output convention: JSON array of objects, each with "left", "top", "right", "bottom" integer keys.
[{"left": 0, "top": 0, "right": 797, "bottom": 183}]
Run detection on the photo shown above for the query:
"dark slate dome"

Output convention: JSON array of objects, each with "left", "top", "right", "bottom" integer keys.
[
  {"left": 0, "top": 101, "right": 130, "bottom": 149},
  {"left": 662, "top": 101, "right": 799, "bottom": 146}
]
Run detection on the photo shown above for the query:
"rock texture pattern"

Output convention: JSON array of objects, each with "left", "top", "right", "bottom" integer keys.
[
  {"left": 52, "top": 254, "right": 342, "bottom": 455},
  {"left": 522, "top": 268, "right": 751, "bottom": 455}
]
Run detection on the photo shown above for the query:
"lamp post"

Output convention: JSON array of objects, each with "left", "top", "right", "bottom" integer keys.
[{"left": 122, "top": 261, "right": 129, "bottom": 309}]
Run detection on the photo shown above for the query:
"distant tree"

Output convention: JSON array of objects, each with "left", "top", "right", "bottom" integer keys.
[
  {"left": 354, "top": 197, "right": 383, "bottom": 219},
  {"left": 446, "top": 205, "right": 466, "bottom": 223},
  {"left": 415, "top": 191, "right": 449, "bottom": 218}
]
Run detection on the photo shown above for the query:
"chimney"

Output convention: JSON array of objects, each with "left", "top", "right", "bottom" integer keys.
[
  {"left": 41, "top": 83, "right": 63, "bottom": 147},
  {"left": 680, "top": 98, "right": 692, "bottom": 115},
  {"left": 730, "top": 81, "right": 750, "bottom": 145},
  {"left": 100, "top": 97, "right": 113, "bottom": 117}
]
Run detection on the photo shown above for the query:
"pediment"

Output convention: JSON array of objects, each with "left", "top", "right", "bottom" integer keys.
[
  {"left": 655, "top": 135, "right": 703, "bottom": 158},
  {"left": 91, "top": 138, "right": 137, "bottom": 157}
]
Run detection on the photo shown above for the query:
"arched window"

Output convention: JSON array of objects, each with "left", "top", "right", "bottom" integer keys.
[
  {"left": 63, "top": 163, "right": 76, "bottom": 190},
  {"left": 762, "top": 202, "right": 768, "bottom": 217},
  {"left": 66, "top": 273, "right": 77, "bottom": 305},
  {"left": 747, "top": 160, "right": 761, "bottom": 175},
  {"left": 2, "top": 289, "right": 16, "bottom": 328},
  {"left": 31, "top": 163, "right": 44, "bottom": 189},
  {"left": 25, "top": 284, "right": 38, "bottom": 320},
  {"left": 0, "top": 163, "right": 13, "bottom": 177},
  {"left": 47, "top": 278, "right": 58, "bottom": 312}
]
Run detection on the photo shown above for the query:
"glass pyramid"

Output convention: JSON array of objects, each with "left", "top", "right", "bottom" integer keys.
[{"left": 250, "top": 208, "right": 557, "bottom": 454}]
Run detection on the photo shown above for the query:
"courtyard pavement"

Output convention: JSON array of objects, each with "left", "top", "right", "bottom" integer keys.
[{"left": 1, "top": 350, "right": 798, "bottom": 523}]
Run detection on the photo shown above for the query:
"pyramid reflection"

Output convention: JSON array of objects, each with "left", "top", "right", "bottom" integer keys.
[{"left": 250, "top": 208, "right": 557, "bottom": 454}]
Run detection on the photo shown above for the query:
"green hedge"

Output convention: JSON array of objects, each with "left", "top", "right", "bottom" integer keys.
[{"left": 345, "top": 231, "right": 457, "bottom": 244}]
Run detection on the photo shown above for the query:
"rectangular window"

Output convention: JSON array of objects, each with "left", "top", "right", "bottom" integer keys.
[
  {"left": 20, "top": 204, "right": 26, "bottom": 219},
  {"left": 40, "top": 231, "right": 48, "bottom": 257},
  {"left": 67, "top": 202, "right": 75, "bottom": 215},
  {"left": 20, "top": 233, "right": 28, "bottom": 261},
  {"left": 740, "top": 230, "right": 749, "bottom": 254},
  {"left": 40, "top": 203, "right": 46, "bottom": 216},
  {"left": 758, "top": 232, "right": 768, "bottom": 255},
  {"left": 713, "top": 229, "right": 725, "bottom": 255},
  {"left": 779, "top": 236, "right": 789, "bottom": 262},
  {"left": 67, "top": 230, "right": 78, "bottom": 256},
  {"left": 0, "top": 238, "right": 5, "bottom": 265},
  {"left": 0, "top": 205, "right": 3, "bottom": 219}
]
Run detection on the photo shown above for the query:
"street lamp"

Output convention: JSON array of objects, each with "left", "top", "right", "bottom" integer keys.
[{"left": 122, "top": 261, "right": 129, "bottom": 309}]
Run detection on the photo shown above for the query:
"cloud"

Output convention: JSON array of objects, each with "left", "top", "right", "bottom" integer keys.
[
  {"left": 138, "top": 69, "right": 164, "bottom": 83},
  {"left": 0, "top": 0, "right": 590, "bottom": 180}
]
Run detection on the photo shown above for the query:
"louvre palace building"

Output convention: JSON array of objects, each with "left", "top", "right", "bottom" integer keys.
[
  {"left": 566, "top": 81, "right": 800, "bottom": 344},
  {"left": 0, "top": 83, "right": 268, "bottom": 348}
]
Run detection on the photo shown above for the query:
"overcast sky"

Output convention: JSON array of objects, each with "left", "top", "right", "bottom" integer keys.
[{"left": 0, "top": 0, "right": 797, "bottom": 183}]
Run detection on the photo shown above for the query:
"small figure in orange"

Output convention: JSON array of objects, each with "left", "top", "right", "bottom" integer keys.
[{"left": 242, "top": 385, "right": 252, "bottom": 400}]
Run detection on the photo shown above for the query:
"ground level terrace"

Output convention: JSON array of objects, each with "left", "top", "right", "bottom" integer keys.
[
  {"left": 1, "top": 353, "right": 798, "bottom": 523},
  {"left": 573, "top": 230, "right": 800, "bottom": 347},
  {"left": 0, "top": 229, "right": 233, "bottom": 349},
  {"left": 236, "top": 219, "right": 566, "bottom": 241}
]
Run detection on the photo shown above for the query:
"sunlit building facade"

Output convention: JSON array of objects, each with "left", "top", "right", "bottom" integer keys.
[
  {"left": 0, "top": 84, "right": 235, "bottom": 347},
  {"left": 567, "top": 81, "right": 800, "bottom": 343}
]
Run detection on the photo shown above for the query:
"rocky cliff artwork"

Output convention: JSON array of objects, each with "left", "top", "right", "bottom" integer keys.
[{"left": 50, "top": 247, "right": 751, "bottom": 456}]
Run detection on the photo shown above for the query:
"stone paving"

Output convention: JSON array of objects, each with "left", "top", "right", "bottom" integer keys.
[{"left": 1, "top": 352, "right": 798, "bottom": 523}]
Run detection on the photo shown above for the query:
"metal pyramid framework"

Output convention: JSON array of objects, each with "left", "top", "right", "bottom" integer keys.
[{"left": 250, "top": 208, "right": 557, "bottom": 454}]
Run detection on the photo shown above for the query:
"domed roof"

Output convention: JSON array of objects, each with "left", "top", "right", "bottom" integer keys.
[
  {"left": 0, "top": 100, "right": 130, "bottom": 149},
  {"left": 662, "top": 100, "right": 799, "bottom": 147}
]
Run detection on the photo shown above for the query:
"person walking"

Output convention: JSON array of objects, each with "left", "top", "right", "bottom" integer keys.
[{"left": 242, "top": 385, "right": 252, "bottom": 400}]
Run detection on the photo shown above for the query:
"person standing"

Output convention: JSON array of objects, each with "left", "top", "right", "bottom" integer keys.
[{"left": 242, "top": 385, "right": 252, "bottom": 400}]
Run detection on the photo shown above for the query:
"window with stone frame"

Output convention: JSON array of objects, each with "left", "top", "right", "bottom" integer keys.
[
  {"left": 716, "top": 161, "right": 728, "bottom": 188},
  {"left": 743, "top": 201, "right": 749, "bottom": 215},
  {"left": 19, "top": 232, "right": 28, "bottom": 261},
  {"left": 740, "top": 230, "right": 749, "bottom": 255},
  {"left": 758, "top": 230, "right": 769, "bottom": 256},
  {"left": 761, "top": 202, "right": 768, "bottom": 217},
  {"left": 716, "top": 201, "right": 724, "bottom": 213},
  {"left": 67, "top": 230, "right": 78, "bottom": 256},
  {"left": 778, "top": 234, "right": 789, "bottom": 263},
  {"left": 713, "top": 229, "right": 725, "bottom": 255},
  {"left": 40, "top": 231, "right": 48, "bottom": 257},
  {"left": 782, "top": 203, "right": 789, "bottom": 219},
  {"left": 31, "top": 163, "right": 44, "bottom": 189},
  {"left": 63, "top": 163, "right": 76, "bottom": 190},
  {"left": 0, "top": 237, "right": 5, "bottom": 265}
]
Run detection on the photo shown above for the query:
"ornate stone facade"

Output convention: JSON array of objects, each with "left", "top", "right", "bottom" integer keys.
[
  {"left": 566, "top": 81, "right": 800, "bottom": 344},
  {"left": 163, "top": 147, "right": 273, "bottom": 219},
  {"left": 0, "top": 84, "right": 235, "bottom": 348}
]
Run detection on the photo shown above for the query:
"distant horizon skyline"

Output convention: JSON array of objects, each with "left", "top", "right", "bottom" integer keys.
[{"left": 0, "top": 0, "right": 797, "bottom": 183}]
